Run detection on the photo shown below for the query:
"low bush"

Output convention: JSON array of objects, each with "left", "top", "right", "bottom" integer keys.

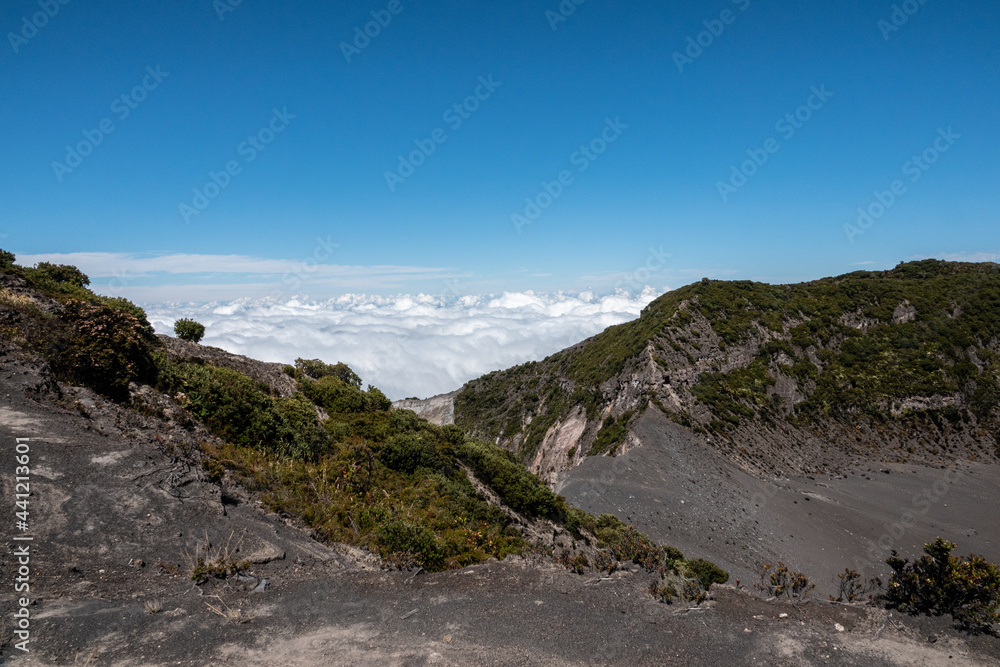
[
  {"left": 294, "top": 357, "right": 362, "bottom": 387},
  {"left": 96, "top": 295, "right": 155, "bottom": 335},
  {"left": 375, "top": 519, "right": 445, "bottom": 570},
  {"left": 687, "top": 558, "right": 730, "bottom": 588},
  {"left": 380, "top": 433, "right": 443, "bottom": 474},
  {"left": 587, "top": 410, "right": 634, "bottom": 456},
  {"left": 830, "top": 568, "right": 882, "bottom": 603},
  {"left": 456, "top": 438, "right": 564, "bottom": 519},
  {"left": 300, "top": 374, "right": 390, "bottom": 414},
  {"left": 883, "top": 537, "right": 1000, "bottom": 630},
  {"left": 756, "top": 562, "right": 814, "bottom": 599},
  {"left": 157, "top": 361, "right": 330, "bottom": 459},
  {"left": 30, "top": 261, "right": 90, "bottom": 288},
  {"left": 52, "top": 299, "right": 158, "bottom": 401}
]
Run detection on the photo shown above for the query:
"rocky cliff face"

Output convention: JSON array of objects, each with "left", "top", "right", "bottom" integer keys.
[
  {"left": 455, "top": 260, "right": 1000, "bottom": 481},
  {"left": 392, "top": 390, "right": 458, "bottom": 425}
]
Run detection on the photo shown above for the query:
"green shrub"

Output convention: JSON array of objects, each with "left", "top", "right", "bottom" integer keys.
[
  {"left": 649, "top": 582, "right": 679, "bottom": 603},
  {"left": 31, "top": 262, "right": 90, "bottom": 287},
  {"left": 158, "top": 361, "right": 328, "bottom": 459},
  {"left": 0, "top": 249, "right": 14, "bottom": 270},
  {"left": 273, "top": 392, "right": 332, "bottom": 459},
  {"left": 588, "top": 410, "right": 634, "bottom": 455},
  {"left": 365, "top": 385, "right": 392, "bottom": 411},
  {"left": 202, "top": 459, "right": 226, "bottom": 483},
  {"left": 686, "top": 558, "right": 730, "bottom": 588},
  {"left": 52, "top": 300, "right": 158, "bottom": 401},
  {"left": 883, "top": 537, "right": 1000, "bottom": 630},
  {"left": 380, "top": 433, "right": 443, "bottom": 474},
  {"left": 565, "top": 507, "right": 597, "bottom": 540},
  {"left": 294, "top": 357, "right": 362, "bottom": 387},
  {"left": 375, "top": 519, "right": 444, "bottom": 570},
  {"left": 457, "top": 439, "right": 564, "bottom": 519},
  {"left": 96, "top": 296, "right": 154, "bottom": 335},
  {"left": 300, "top": 376, "right": 389, "bottom": 415},
  {"left": 174, "top": 318, "right": 205, "bottom": 343}
]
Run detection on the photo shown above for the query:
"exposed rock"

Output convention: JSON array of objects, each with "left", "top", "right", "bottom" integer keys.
[
  {"left": 392, "top": 390, "right": 458, "bottom": 425},
  {"left": 157, "top": 334, "right": 298, "bottom": 397}
]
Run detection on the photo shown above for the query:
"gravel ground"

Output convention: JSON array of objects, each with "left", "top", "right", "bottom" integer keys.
[{"left": 558, "top": 408, "right": 1000, "bottom": 591}]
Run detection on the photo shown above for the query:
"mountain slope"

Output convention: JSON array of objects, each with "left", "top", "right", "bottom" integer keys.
[
  {"left": 455, "top": 260, "right": 1000, "bottom": 480},
  {"left": 0, "top": 252, "right": 724, "bottom": 587}
]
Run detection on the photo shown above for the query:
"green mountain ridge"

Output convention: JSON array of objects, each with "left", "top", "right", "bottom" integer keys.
[{"left": 455, "top": 260, "right": 1000, "bottom": 478}]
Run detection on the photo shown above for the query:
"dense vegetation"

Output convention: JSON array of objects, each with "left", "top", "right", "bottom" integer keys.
[
  {"left": 0, "top": 251, "right": 160, "bottom": 401},
  {"left": 457, "top": 260, "right": 1000, "bottom": 461},
  {"left": 155, "top": 354, "right": 561, "bottom": 568},
  {"left": 162, "top": 355, "right": 721, "bottom": 577}
]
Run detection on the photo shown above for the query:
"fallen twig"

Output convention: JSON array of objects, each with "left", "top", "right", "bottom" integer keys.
[{"left": 672, "top": 606, "right": 708, "bottom": 615}]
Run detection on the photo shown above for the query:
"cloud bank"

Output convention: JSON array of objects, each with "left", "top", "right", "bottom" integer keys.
[{"left": 145, "top": 289, "right": 661, "bottom": 400}]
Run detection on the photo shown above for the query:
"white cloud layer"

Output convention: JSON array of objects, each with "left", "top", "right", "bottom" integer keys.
[{"left": 145, "top": 289, "right": 661, "bottom": 400}]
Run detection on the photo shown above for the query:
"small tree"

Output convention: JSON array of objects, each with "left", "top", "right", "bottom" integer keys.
[
  {"left": 174, "top": 318, "right": 206, "bottom": 343},
  {"left": 0, "top": 249, "right": 15, "bottom": 270},
  {"left": 883, "top": 537, "right": 1000, "bottom": 631}
]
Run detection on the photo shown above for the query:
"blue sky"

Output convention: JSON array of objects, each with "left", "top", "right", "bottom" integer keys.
[{"left": 2, "top": 0, "right": 998, "bottom": 301}]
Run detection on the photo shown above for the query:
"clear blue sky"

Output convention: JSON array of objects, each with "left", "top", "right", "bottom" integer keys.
[{"left": 3, "top": 0, "right": 998, "bottom": 299}]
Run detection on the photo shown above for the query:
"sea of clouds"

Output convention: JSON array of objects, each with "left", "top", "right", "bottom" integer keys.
[{"left": 146, "top": 289, "right": 660, "bottom": 400}]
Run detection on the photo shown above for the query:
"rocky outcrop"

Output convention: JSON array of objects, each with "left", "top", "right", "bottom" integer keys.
[
  {"left": 392, "top": 390, "right": 458, "bottom": 425},
  {"left": 157, "top": 334, "right": 298, "bottom": 397}
]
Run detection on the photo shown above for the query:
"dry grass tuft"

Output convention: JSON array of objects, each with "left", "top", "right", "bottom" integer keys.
[
  {"left": 184, "top": 530, "right": 250, "bottom": 582},
  {"left": 205, "top": 596, "right": 254, "bottom": 624},
  {"left": 73, "top": 644, "right": 100, "bottom": 665},
  {"left": 0, "top": 287, "right": 36, "bottom": 311}
]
